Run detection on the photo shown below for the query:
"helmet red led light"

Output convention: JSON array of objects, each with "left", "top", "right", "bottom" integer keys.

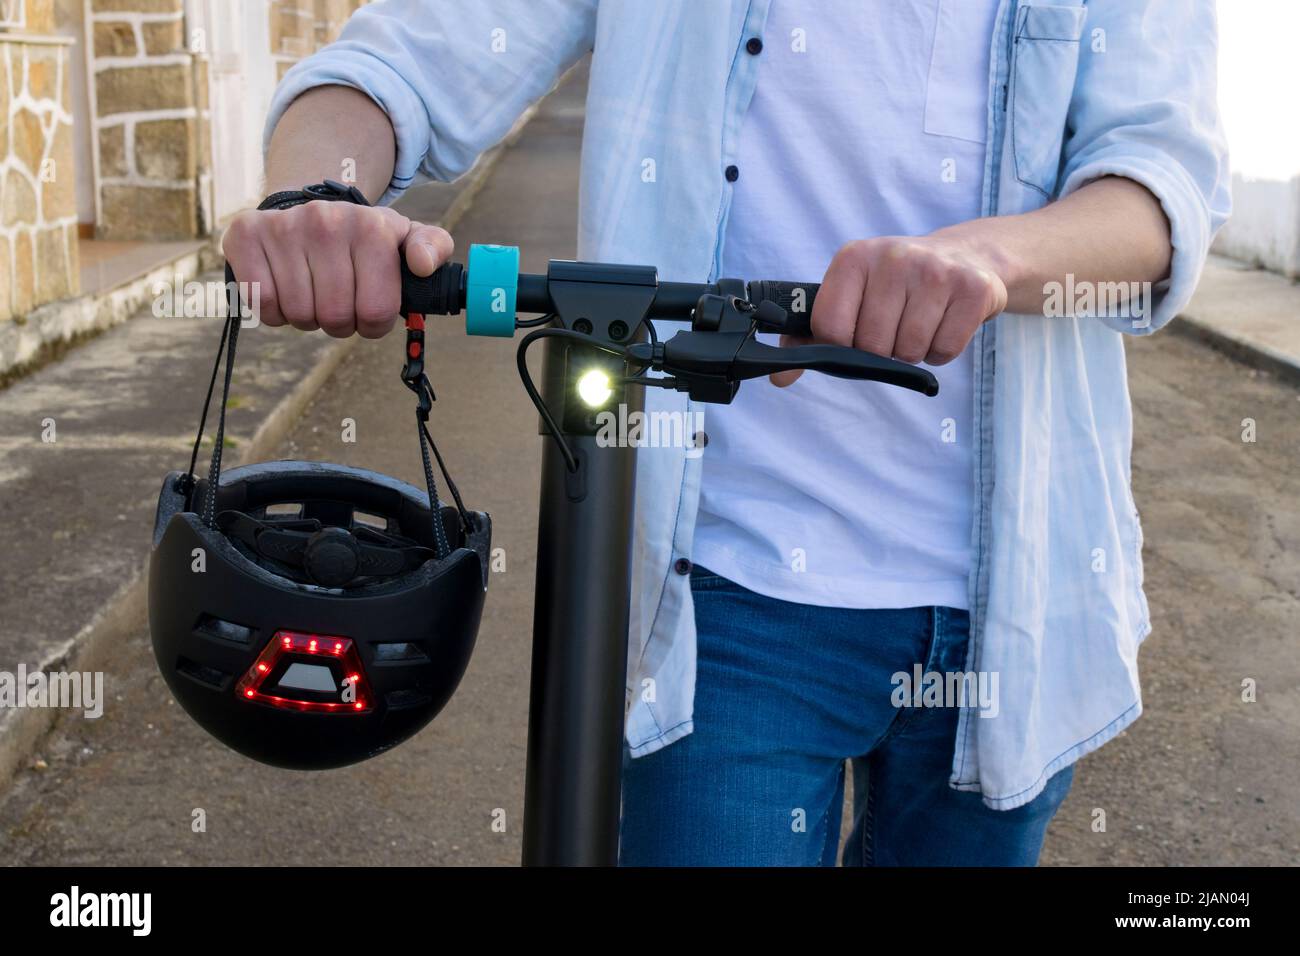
[{"left": 235, "top": 630, "right": 373, "bottom": 714}]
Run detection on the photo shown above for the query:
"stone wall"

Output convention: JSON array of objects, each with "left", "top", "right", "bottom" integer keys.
[
  {"left": 3, "top": 1, "right": 57, "bottom": 33},
  {"left": 89, "top": 0, "right": 201, "bottom": 240},
  {"left": 0, "top": 0, "right": 371, "bottom": 326},
  {"left": 0, "top": 5, "right": 80, "bottom": 321},
  {"left": 271, "top": 0, "right": 366, "bottom": 80},
  {"left": 87, "top": 1, "right": 366, "bottom": 238}
]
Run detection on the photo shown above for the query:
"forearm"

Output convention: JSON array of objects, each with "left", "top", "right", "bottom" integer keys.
[
  {"left": 263, "top": 85, "right": 397, "bottom": 204},
  {"left": 935, "top": 176, "right": 1173, "bottom": 315}
]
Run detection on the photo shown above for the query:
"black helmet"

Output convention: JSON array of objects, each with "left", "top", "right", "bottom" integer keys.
[
  {"left": 149, "top": 267, "right": 488, "bottom": 769},
  {"left": 149, "top": 462, "right": 489, "bottom": 769}
]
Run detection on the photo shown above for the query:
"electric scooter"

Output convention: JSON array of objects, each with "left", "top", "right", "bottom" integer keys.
[{"left": 397, "top": 244, "right": 938, "bottom": 866}]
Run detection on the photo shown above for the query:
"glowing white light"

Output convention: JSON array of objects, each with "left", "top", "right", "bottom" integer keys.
[{"left": 576, "top": 369, "right": 613, "bottom": 407}]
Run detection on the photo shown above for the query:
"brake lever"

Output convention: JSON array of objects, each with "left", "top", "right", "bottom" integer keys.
[
  {"left": 626, "top": 332, "right": 939, "bottom": 403},
  {"left": 731, "top": 338, "right": 939, "bottom": 396}
]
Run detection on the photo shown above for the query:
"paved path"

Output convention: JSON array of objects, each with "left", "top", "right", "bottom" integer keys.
[
  {"left": 1041, "top": 332, "right": 1299, "bottom": 865},
  {"left": 1, "top": 64, "right": 1295, "bottom": 866}
]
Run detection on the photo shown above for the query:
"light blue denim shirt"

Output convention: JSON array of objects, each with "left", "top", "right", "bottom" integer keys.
[{"left": 266, "top": 0, "right": 1231, "bottom": 809}]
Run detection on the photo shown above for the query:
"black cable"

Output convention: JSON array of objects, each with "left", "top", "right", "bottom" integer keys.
[
  {"left": 516, "top": 312, "right": 558, "bottom": 329},
  {"left": 516, "top": 328, "right": 630, "bottom": 473},
  {"left": 186, "top": 263, "right": 252, "bottom": 489},
  {"left": 621, "top": 375, "right": 679, "bottom": 390},
  {"left": 635, "top": 315, "right": 659, "bottom": 348},
  {"left": 416, "top": 416, "right": 452, "bottom": 558},
  {"left": 185, "top": 307, "right": 232, "bottom": 484},
  {"left": 203, "top": 312, "right": 240, "bottom": 528}
]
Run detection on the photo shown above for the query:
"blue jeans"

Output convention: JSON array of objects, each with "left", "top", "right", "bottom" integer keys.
[{"left": 619, "top": 566, "right": 1074, "bottom": 866}]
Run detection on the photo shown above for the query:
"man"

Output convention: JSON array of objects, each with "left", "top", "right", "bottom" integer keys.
[{"left": 228, "top": 0, "right": 1230, "bottom": 865}]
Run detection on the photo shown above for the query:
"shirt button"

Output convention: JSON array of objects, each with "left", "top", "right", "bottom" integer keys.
[
  {"left": 674, "top": 558, "right": 693, "bottom": 575},
  {"left": 724, "top": 165, "right": 739, "bottom": 182},
  {"left": 746, "top": 37, "right": 763, "bottom": 55}
]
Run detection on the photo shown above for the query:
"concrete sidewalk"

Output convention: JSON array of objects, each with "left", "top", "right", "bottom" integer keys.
[
  {"left": 0, "top": 271, "right": 351, "bottom": 783},
  {"left": 1175, "top": 254, "right": 1300, "bottom": 387},
  {"left": 0, "top": 62, "right": 587, "bottom": 866},
  {"left": 0, "top": 77, "right": 544, "bottom": 786}
]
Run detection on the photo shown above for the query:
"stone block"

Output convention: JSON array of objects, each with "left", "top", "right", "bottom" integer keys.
[
  {"left": 0, "top": 235, "right": 10, "bottom": 322},
  {"left": 41, "top": 119, "right": 76, "bottom": 221},
  {"left": 12, "top": 108, "right": 46, "bottom": 174},
  {"left": 100, "top": 184, "right": 197, "bottom": 240},
  {"left": 0, "top": 48, "right": 8, "bottom": 157},
  {"left": 95, "top": 63, "right": 193, "bottom": 115},
  {"left": 28, "top": 47, "right": 62, "bottom": 101},
  {"left": 98, "top": 124, "right": 128, "bottom": 178},
  {"left": 143, "top": 18, "right": 184, "bottom": 55},
  {"left": 93, "top": 20, "right": 137, "bottom": 58},
  {"left": 3, "top": 170, "right": 38, "bottom": 227},
  {"left": 91, "top": 0, "right": 181, "bottom": 13},
  {"left": 35, "top": 226, "right": 73, "bottom": 304},
  {"left": 12, "top": 231, "right": 33, "bottom": 316},
  {"left": 134, "top": 117, "right": 196, "bottom": 180},
  {"left": 25, "top": 0, "right": 57, "bottom": 33}
]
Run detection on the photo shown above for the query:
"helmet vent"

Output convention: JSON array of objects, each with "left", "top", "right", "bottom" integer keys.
[
  {"left": 353, "top": 511, "right": 389, "bottom": 530},
  {"left": 194, "top": 614, "right": 253, "bottom": 645},
  {"left": 372, "top": 642, "right": 431, "bottom": 663},
  {"left": 385, "top": 689, "right": 433, "bottom": 710},
  {"left": 176, "top": 657, "right": 231, "bottom": 689}
]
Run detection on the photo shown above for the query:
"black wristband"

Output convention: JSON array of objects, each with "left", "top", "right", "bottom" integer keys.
[{"left": 257, "top": 179, "right": 371, "bottom": 212}]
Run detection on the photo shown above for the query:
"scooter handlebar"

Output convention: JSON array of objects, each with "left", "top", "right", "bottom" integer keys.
[
  {"left": 400, "top": 257, "right": 464, "bottom": 316},
  {"left": 399, "top": 253, "right": 935, "bottom": 397},
  {"left": 747, "top": 280, "right": 820, "bottom": 338},
  {"left": 400, "top": 256, "right": 821, "bottom": 330}
]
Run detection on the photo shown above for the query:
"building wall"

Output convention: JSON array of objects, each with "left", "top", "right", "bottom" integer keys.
[
  {"left": 88, "top": 0, "right": 201, "bottom": 240},
  {"left": 1213, "top": 5, "right": 1300, "bottom": 278},
  {"left": 52, "top": 0, "right": 94, "bottom": 225},
  {"left": 0, "top": 2, "right": 80, "bottom": 320},
  {"left": 85, "top": 0, "right": 365, "bottom": 239},
  {"left": 0, "top": 0, "right": 368, "bottom": 325},
  {"left": 1213, "top": 177, "right": 1300, "bottom": 280},
  {"left": 271, "top": 0, "right": 363, "bottom": 80}
]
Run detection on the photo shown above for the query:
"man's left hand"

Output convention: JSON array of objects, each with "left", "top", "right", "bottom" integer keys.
[{"left": 773, "top": 234, "right": 1008, "bottom": 387}]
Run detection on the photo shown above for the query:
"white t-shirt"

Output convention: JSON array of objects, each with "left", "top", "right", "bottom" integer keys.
[{"left": 695, "top": 0, "right": 1001, "bottom": 610}]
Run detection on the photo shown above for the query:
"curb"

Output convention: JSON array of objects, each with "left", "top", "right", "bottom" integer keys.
[
  {"left": 1169, "top": 313, "right": 1300, "bottom": 388},
  {"left": 0, "top": 103, "right": 536, "bottom": 789},
  {"left": 0, "top": 242, "right": 223, "bottom": 386},
  {"left": 0, "top": 334, "right": 358, "bottom": 788}
]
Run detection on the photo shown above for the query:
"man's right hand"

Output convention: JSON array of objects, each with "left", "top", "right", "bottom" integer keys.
[{"left": 222, "top": 202, "right": 454, "bottom": 339}]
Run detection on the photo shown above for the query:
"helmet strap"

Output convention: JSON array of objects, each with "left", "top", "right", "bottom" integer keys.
[
  {"left": 182, "top": 262, "right": 242, "bottom": 527},
  {"left": 403, "top": 312, "right": 475, "bottom": 553},
  {"left": 184, "top": 266, "right": 474, "bottom": 553}
]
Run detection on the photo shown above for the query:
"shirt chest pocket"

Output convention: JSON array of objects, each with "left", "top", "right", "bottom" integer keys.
[
  {"left": 923, "top": 0, "right": 1002, "bottom": 145},
  {"left": 1008, "top": 3, "right": 1088, "bottom": 196}
]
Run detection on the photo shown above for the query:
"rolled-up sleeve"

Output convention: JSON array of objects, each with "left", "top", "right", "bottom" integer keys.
[
  {"left": 1057, "top": 0, "right": 1231, "bottom": 334},
  {"left": 264, "top": 0, "right": 597, "bottom": 205}
]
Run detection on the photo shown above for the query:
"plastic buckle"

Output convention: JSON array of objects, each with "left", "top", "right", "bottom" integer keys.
[
  {"left": 402, "top": 312, "right": 434, "bottom": 420},
  {"left": 303, "top": 179, "right": 370, "bottom": 207}
]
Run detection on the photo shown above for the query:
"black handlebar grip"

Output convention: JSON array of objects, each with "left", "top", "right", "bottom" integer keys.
[
  {"left": 400, "top": 258, "right": 464, "bottom": 316},
  {"left": 748, "top": 279, "right": 820, "bottom": 337}
]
